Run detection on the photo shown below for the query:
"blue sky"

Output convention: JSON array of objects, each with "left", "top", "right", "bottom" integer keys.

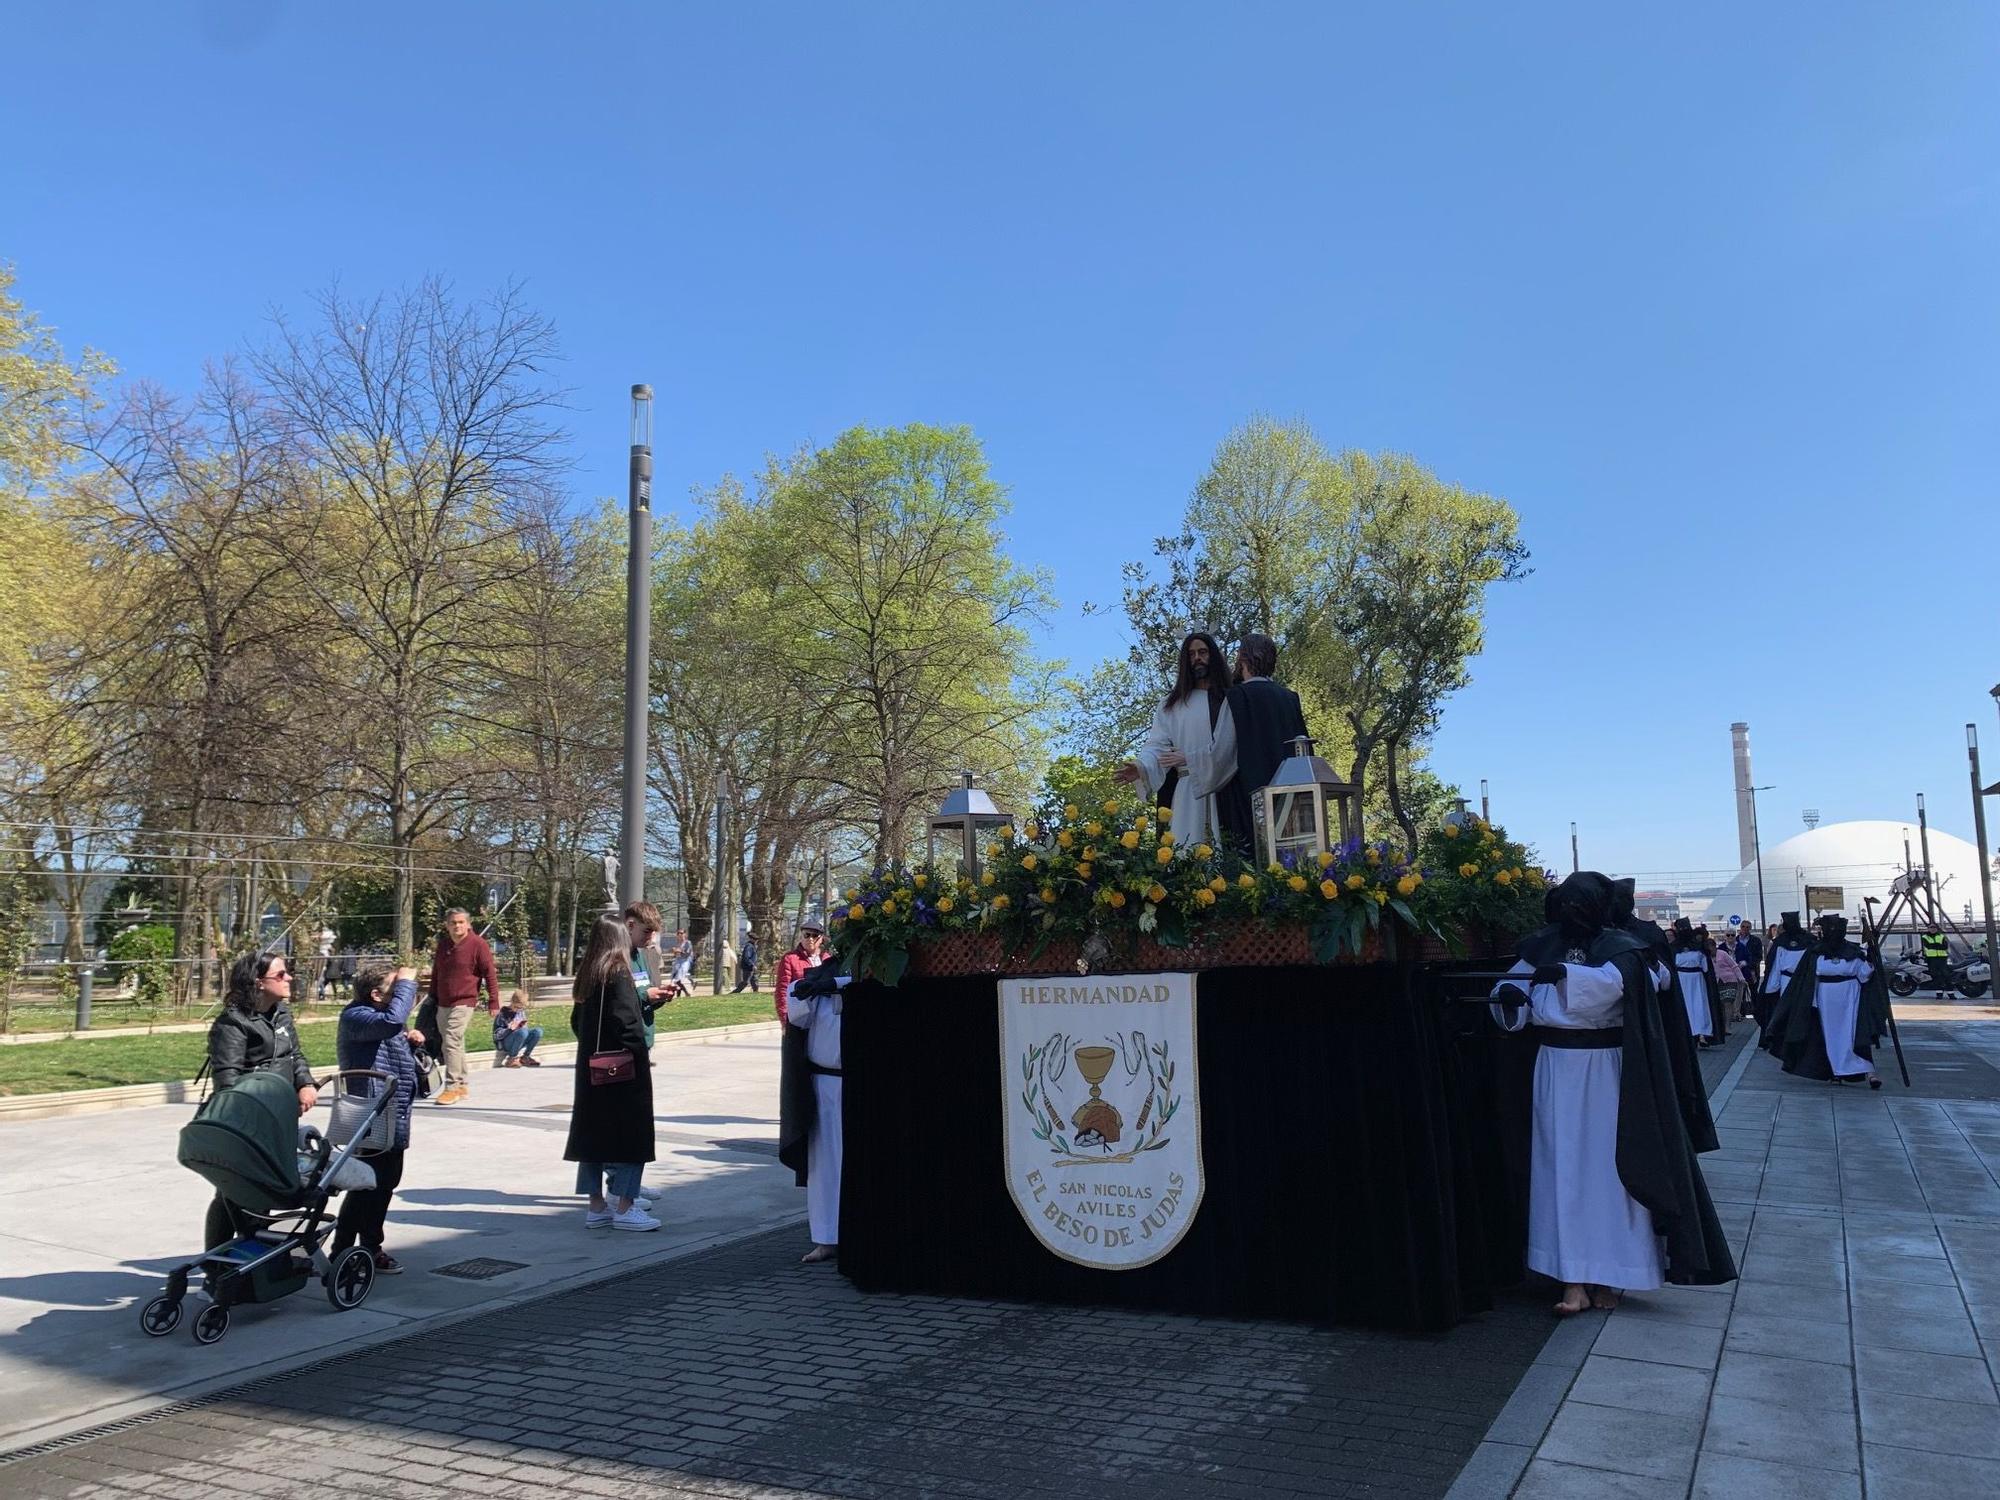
[{"left": 5, "top": 1, "right": 1996, "bottom": 880}]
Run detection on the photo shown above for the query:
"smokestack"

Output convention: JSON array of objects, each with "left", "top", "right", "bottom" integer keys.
[{"left": 1731, "top": 722, "right": 1756, "bottom": 870}]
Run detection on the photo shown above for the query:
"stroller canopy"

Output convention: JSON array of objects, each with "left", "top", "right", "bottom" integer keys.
[{"left": 178, "top": 1071, "right": 307, "bottom": 1213}]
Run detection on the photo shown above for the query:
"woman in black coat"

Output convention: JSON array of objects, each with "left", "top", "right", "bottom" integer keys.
[{"left": 565, "top": 914, "right": 658, "bottom": 1232}]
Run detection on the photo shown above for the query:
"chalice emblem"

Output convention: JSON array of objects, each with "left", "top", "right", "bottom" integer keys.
[{"left": 1069, "top": 1044, "right": 1123, "bottom": 1150}]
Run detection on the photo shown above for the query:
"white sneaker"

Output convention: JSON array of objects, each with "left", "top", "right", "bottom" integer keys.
[
  {"left": 611, "top": 1205, "right": 660, "bottom": 1232},
  {"left": 584, "top": 1205, "right": 614, "bottom": 1229},
  {"left": 634, "top": 1184, "right": 661, "bottom": 1203}
]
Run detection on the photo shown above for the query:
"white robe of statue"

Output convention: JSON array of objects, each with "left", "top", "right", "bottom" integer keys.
[
  {"left": 1492, "top": 958, "right": 1665, "bottom": 1291},
  {"left": 1812, "top": 954, "right": 1875, "bottom": 1077},
  {"left": 787, "top": 974, "right": 846, "bottom": 1246},
  {"left": 1674, "top": 951, "right": 1712, "bottom": 1040},
  {"left": 1134, "top": 694, "right": 1235, "bottom": 847}
]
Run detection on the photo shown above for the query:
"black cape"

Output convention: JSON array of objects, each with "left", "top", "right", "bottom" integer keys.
[
  {"left": 1755, "top": 930, "right": 1814, "bottom": 1034},
  {"left": 1214, "top": 678, "right": 1309, "bottom": 855},
  {"left": 1767, "top": 941, "right": 1892, "bottom": 1081},
  {"left": 1619, "top": 917, "right": 1718, "bottom": 1154},
  {"left": 777, "top": 1023, "right": 814, "bottom": 1187},
  {"left": 1505, "top": 923, "right": 1737, "bottom": 1286}
]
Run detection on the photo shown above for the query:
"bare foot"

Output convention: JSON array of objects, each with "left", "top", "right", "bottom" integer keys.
[
  {"left": 799, "top": 1244, "right": 837, "bottom": 1265},
  {"left": 1553, "top": 1283, "right": 1589, "bottom": 1316},
  {"left": 1588, "top": 1285, "right": 1622, "bottom": 1311}
]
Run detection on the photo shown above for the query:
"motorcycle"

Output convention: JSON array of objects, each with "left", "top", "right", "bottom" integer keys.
[{"left": 1887, "top": 951, "right": 1990, "bottom": 1000}]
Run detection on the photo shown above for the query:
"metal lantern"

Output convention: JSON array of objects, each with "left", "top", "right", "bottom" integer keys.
[
  {"left": 1441, "top": 796, "right": 1475, "bottom": 832},
  {"left": 1255, "top": 736, "right": 1359, "bottom": 867},
  {"left": 926, "top": 770, "right": 1013, "bottom": 882}
]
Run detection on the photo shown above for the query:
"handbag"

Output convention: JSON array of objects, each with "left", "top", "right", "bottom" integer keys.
[{"left": 587, "top": 985, "right": 636, "bottom": 1086}]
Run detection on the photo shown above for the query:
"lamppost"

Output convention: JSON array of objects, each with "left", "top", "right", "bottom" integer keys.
[
  {"left": 1480, "top": 779, "right": 1490, "bottom": 824},
  {"left": 1747, "top": 783, "right": 1774, "bottom": 931},
  {"left": 712, "top": 771, "right": 729, "bottom": 996},
  {"left": 1967, "top": 723, "right": 1998, "bottom": 968},
  {"left": 619, "top": 385, "right": 653, "bottom": 908},
  {"left": 1570, "top": 821, "right": 1579, "bottom": 874}
]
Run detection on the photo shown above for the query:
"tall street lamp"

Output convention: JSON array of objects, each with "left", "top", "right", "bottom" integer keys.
[
  {"left": 1480, "top": 779, "right": 1490, "bottom": 823},
  {"left": 619, "top": 385, "right": 653, "bottom": 908},
  {"left": 1570, "top": 821, "right": 1579, "bottom": 874},
  {"left": 1967, "top": 724, "right": 1998, "bottom": 968},
  {"left": 1747, "top": 783, "right": 1774, "bottom": 931}
]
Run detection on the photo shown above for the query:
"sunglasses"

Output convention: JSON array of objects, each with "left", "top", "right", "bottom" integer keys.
[{"left": 265, "top": 967, "right": 290, "bottom": 980}]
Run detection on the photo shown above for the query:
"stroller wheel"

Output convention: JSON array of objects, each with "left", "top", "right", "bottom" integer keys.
[
  {"left": 139, "top": 1295, "right": 183, "bottom": 1337},
  {"left": 326, "top": 1245, "right": 375, "bottom": 1310},
  {"left": 191, "top": 1303, "right": 230, "bottom": 1344}
]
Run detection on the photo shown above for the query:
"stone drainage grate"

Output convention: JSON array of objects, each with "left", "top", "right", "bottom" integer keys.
[{"left": 431, "top": 1257, "right": 529, "bottom": 1281}]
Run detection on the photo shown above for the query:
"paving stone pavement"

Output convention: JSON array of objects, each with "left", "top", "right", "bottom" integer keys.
[
  {"left": 1461, "top": 1013, "right": 2000, "bottom": 1499},
  {"left": 1, "top": 1217, "right": 1563, "bottom": 1500}
]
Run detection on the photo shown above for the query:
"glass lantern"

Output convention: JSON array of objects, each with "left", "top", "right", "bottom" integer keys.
[
  {"left": 1254, "top": 736, "right": 1359, "bottom": 868},
  {"left": 926, "top": 770, "right": 1013, "bottom": 883}
]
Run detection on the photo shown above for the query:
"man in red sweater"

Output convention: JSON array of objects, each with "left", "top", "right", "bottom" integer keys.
[
  {"left": 773, "top": 920, "right": 825, "bottom": 1027},
  {"left": 429, "top": 908, "right": 500, "bottom": 1105}
]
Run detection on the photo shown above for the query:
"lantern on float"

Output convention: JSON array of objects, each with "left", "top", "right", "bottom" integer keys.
[
  {"left": 1255, "top": 736, "right": 1359, "bottom": 867},
  {"left": 926, "top": 770, "right": 1013, "bottom": 883}
]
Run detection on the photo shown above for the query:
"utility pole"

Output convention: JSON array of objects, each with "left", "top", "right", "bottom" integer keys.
[
  {"left": 619, "top": 385, "right": 653, "bottom": 909},
  {"left": 1916, "top": 793, "right": 1940, "bottom": 927},
  {"left": 1747, "top": 783, "right": 1774, "bottom": 932},
  {"left": 712, "top": 772, "right": 729, "bottom": 995},
  {"left": 1968, "top": 724, "right": 1998, "bottom": 970}
]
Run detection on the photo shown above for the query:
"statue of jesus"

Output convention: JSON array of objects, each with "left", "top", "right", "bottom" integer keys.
[{"left": 1115, "top": 631, "right": 1235, "bottom": 847}]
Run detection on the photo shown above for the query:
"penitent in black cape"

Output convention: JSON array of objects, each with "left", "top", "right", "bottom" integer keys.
[
  {"left": 1506, "top": 873, "right": 1736, "bottom": 1286},
  {"left": 1765, "top": 924, "right": 1892, "bottom": 1081},
  {"left": 1214, "top": 676, "right": 1309, "bottom": 855},
  {"left": 1611, "top": 880, "right": 1718, "bottom": 1155}
]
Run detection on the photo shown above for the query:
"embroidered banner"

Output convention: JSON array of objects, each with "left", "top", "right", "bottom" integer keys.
[{"left": 998, "top": 972, "right": 1203, "bottom": 1269}]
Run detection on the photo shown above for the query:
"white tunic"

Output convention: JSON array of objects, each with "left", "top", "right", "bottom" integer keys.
[
  {"left": 1134, "top": 693, "right": 1234, "bottom": 847},
  {"left": 1812, "top": 955, "right": 1875, "bottom": 1078},
  {"left": 1674, "top": 951, "right": 1713, "bottom": 1040},
  {"left": 1763, "top": 944, "right": 1806, "bottom": 995},
  {"left": 787, "top": 976, "right": 845, "bottom": 1246},
  {"left": 1492, "top": 959, "right": 1665, "bottom": 1290}
]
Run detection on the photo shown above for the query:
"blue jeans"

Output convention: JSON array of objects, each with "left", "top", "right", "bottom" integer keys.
[
  {"left": 576, "top": 1162, "right": 643, "bottom": 1200},
  {"left": 496, "top": 1025, "right": 542, "bottom": 1060}
]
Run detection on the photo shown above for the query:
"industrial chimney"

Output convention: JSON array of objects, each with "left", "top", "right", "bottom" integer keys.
[{"left": 1730, "top": 722, "right": 1756, "bottom": 870}]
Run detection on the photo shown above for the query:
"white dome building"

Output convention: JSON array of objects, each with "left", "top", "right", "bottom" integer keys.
[{"left": 1701, "top": 820, "right": 1990, "bottom": 930}]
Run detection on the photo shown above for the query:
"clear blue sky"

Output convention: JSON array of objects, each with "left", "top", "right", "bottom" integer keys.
[{"left": 5, "top": 1, "right": 1996, "bottom": 881}]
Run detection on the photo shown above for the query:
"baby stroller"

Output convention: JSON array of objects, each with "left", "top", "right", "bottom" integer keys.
[{"left": 140, "top": 1068, "right": 397, "bottom": 1345}]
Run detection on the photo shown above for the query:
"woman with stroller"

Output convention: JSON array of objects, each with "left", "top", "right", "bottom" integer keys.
[
  {"left": 566, "top": 914, "right": 660, "bottom": 1232},
  {"left": 202, "top": 952, "right": 319, "bottom": 1245},
  {"left": 333, "top": 962, "right": 423, "bottom": 1274}
]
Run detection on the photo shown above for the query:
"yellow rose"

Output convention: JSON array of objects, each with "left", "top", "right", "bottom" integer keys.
[
  {"left": 1021, "top": 853, "right": 1038, "bottom": 872},
  {"left": 1320, "top": 879, "right": 1338, "bottom": 899},
  {"left": 997, "top": 825, "right": 1014, "bottom": 841},
  {"left": 1237, "top": 872, "right": 1256, "bottom": 889},
  {"left": 1040, "top": 886, "right": 1056, "bottom": 903},
  {"left": 1409, "top": 870, "right": 1424, "bottom": 886},
  {"left": 1209, "top": 876, "right": 1228, "bottom": 893},
  {"left": 1443, "top": 823, "right": 1460, "bottom": 838},
  {"left": 1288, "top": 875, "right": 1308, "bottom": 892},
  {"left": 1396, "top": 875, "right": 1418, "bottom": 897},
  {"left": 1495, "top": 870, "right": 1513, "bottom": 886},
  {"left": 1063, "top": 803, "right": 1078, "bottom": 818},
  {"left": 1121, "top": 830, "right": 1141, "bottom": 850},
  {"left": 1155, "top": 847, "right": 1174, "bottom": 866},
  {"left": 1160, "top": 831, "right": 1175, "bottom": 847},
  {"left": 1158, "top": 806, "right": 1172, "bottom": 824},
  {"left": 1077, "top": 862, "right": 1093, "bottom": 880},
  {"left": 1194, "top": 887, "right": 1216, "bottom": 907},
  {"left": 981, "top": 871, "right": 996, "bottom": 887},
  {"left": 1373, "top": 889, "right": 1388, "bottom": 905},
  {"left": 847, "top": 903, "right": 866, "bottom": 920},
  {"left": 1317, "top": 850, "right": 1335, "bottom": 869},
  {"left": 913, "top": 873, "right": 928, "bottom": 888},
  {"left": 1147, "top": 883, "right": 1168, "bottom": 903},
  {"left": 1193, "top": 843, "right": 1212, "bottom": 859},
  {"left": 1459, "top": 862, "right": 1479, "bottom": 878},
  {"left": 1102, "top": 799, "right": 1121, "bottom": 815},
  {"left": 1106, "top": 890, "right": 1127, "bottom": 909},
  {"left": 1024, "top": 822, "right": 1041, "bottom": 841},
  {"left": 1057, "top": 830, "right": 1074, "bottom": 849},
  {"left": 844, "top": 888, "right": 858, "bottom": 901},
  {"left": 1082, "top": 846, "right": 1098, "bottom": 861},
  {"left": 936, "top": 897, "right": 954, "bottom": 913},
  {"left": 879, "top": 900, "right": 896, "bottom": 917},
  {"left": 1267, "top": 862, "right": 1286, "bottom": 876},
  {"left": 1366, "top": 848, "right": 1381, "bottom": 865},
  {"left": 992, "top": 893, "right": 1010, "bottom": 909},
  {"left": 1085, "top": 820, "right": 1103, "bottom": 837},
  {"left": 1343, "top": 873, "right": 1363, "bottom": 890}
]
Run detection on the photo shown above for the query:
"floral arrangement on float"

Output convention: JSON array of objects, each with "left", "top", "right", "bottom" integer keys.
[{"left": 829, "top": 785, "right": 1547, "bottom": 985}]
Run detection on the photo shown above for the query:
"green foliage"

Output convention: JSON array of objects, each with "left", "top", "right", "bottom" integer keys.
[
  {"left": 1413, "top": 817, "right": 1550, "bottom": 946},
  {"left": 106, "top": 922, "right": 176, "bottom": 1007}
]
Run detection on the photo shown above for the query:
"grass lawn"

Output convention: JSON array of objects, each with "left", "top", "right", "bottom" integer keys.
[{"left": 0, "top": 991, "right": 774, "bottom": 1097}]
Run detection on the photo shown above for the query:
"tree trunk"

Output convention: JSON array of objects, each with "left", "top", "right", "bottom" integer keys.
[{"left": 1383, "top": 735, "right": 1418, "bottom": 859}]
